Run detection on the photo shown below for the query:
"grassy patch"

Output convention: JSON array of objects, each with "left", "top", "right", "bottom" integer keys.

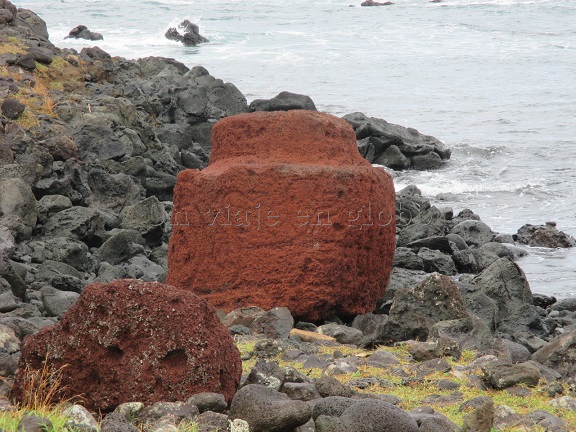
[
  {"left": 2, "top": 340, "right": 574, "bottom": 431},
  {"left": 0, "top": 36, "right": 26, "bottom": 55},
  {"left": 34, "top": 56, "right": 85, "bottom": 93},
  {"left": 0, "top": 409, "right": 70, "bottom": 431},
  {"left": 0, "top": 359, "right": 213, "bottom": 431},
  {"left": 0, "top": 359, "right": 77, "bottom": 431},
  {"left": 0, "top": 412, "right": 210, "bottom": 432},
  {"left": 0, "top": 37, "right": 88, "bottom": 130},
  {"left": 244, "top": 342, "right": 576, "bottom": 430},
  {"left": 15, "top": 110, "right": 39, "bottom": 129}
]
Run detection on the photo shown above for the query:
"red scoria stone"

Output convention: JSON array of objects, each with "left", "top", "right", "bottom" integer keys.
[
  {"left": 12, "top": 279, "right": 241, "bottom": 413},
  {"left": 167, "top": 110, "right": 396, "bottom": 322}
]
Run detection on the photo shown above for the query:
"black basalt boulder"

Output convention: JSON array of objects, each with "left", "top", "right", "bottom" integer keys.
[
  {"left": 165, "top": 20, "right": 208, "bottom": 46},
  {"left": 65, "top": 25, "right": 103, "bottom": 41}
]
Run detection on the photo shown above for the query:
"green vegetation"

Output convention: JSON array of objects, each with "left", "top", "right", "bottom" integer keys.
[
  {"left": 0, "top": 36, "right": 87, "bottom": 129},
  {"left": 0, "top": 359, "right": 75, "bottom": 431},
  {"left": 1, "top": 340, "right": 574, "bottom": 431},
  {"left": 239, "top": 339, "right": 576, "bottom": 431},
  {"left": 0, "top": 36, "right": 26, "bottom": 55},
  {"left": 0, "top": 409, "right": 69, "bottom": 431},
  {"left": 0, "top": 356, "right": 217, "bottom": 431},
  {"left": 34, "top": 55, "right": 85, "bottom": 93}
]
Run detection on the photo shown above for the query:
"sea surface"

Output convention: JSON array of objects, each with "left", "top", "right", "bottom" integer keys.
[{"left": 15, "top": 0, "right": 576, "bottom": 298}]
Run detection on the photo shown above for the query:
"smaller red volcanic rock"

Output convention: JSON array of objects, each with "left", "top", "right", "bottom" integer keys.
[{"left": 13, "top": 279, "right": 241, "bottom": 413}]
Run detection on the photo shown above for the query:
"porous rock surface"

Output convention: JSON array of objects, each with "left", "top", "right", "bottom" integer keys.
[
  {"left": 13, "top": 279, "right": 241, "bottom": 412},
  {"left": 167, "top": 110, "right": 396, "bottom": 321}
]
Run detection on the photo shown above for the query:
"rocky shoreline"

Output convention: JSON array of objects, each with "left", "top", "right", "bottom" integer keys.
[{"left": 1, "top": 1, "right": 576, "bottom": 431}]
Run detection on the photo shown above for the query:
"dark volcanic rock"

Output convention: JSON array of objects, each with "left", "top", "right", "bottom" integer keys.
[
  {"left": 14, "top": 8, "right": 50, "bottom": 40},
  {"left": 343, "top": 112, "right": 450, "bottom": 171},
  {"left": 0, "top": 178, "right": 37, "bottom": 241},
  {"left": 249, "top": 307, "right": 294, "bottom": 339},
  {"left": 317, "top": 323, "right": 363, "bottom": 345},
  {"left": 312, "top": 396, "right": 357, "bottom": 420},
  {"left": 244, "top": 359, "right": 286, "bottom": 390},
  {"left": 315, "top": 376, "right": 356, "bottom": 398},
  {"left": 393, "top": 247, "right": 424, "bottom": 270},
  {"left": 532, "top": 330, "right": 576, "bottom": 379},
  {"left": 0, "top": 250, "right": 27, "bottom": 299},
  {"left": 81, "top": 46, "right": 111, "bottom": 60},
  {"left": 417, "top": 247, "right": 456, "bottom": 275},
  {"left": 186, "top": 392, "right": 227, "bottom": 413},
  {"left": 249, "top": 91, "right": 317, "bottom": 112},
  {"left": 12, "top": 53, "right": 36, "bottom": 70},
  {"left": 42, "top": 206, "right": 105, "bottom": 244},
  {"left": 65, "top": 24, "right": 103, "bottom": 41},
  {"left": 100, "top": 412, "right": 138, "bottom": 432},
  {"left": 1, "top": 97, "right": 25, "bottom": 120},
  {"left": 481, "top": 361, "right": 541, "bottom": 389},
  {"left": 452, "top": 248, "right": 500, "bottom": 274},
  {"left": 165, "top": 20, "right": 208, "bottom": 46},
  {"left": 361, "top": 0, "right": 394, "bottom": 5},
  {"left": 35, "top": 259, "right": 84, "bottom": 292},
  {"left": 94, "top": 229, "right": 145, "bottom": 270},
  {"left": 450, "top": 220, "right": 494, "bottom": 247},
  {"left": 120, "top": 196, "right": 165, "bottom": 244},
  {"left": 411, "top": 151, "right": 443, "bottom": 170},
  {"left": 230, "top": 384, "right": 312, "bottom": 432},
  {"left": 461, "top": 398, "right": 494, "bottom": 432},
  {"left": 40, "top": 286, "right": 80, "bottom": 316},
  {"left": 281, "top": 382, "right": 321, "bottom": 401},
  {"left": 73, "top": 124, "right": 131, "bottom": 163},
  {"left": 17, "top": 414, "right": 53, "bottom": 432},
  {"left": 222, "top": 306, "right": 266, "bottom": 328},
  {"left": 533, "top": 293, "right": 557, "bottom": 309},
  {"left": 138, "top": 401, "right": 199, "bottom": 424},
  {"left": 376, "top": 273, "right": 469, "bottom": 343},
  {"left": 472, "top": 258, "right": 544, "bottom": 339},
  {"left": 42, "top": 236, "right": 93, "bottom": 272},
  {"left": 373, "top": 145, "right": 411, "bottom": 170},
  {"left": 514, "top": 222, "right": 576, "bottom": 248},
  {"left": 0, "top": 0, "right": 16, "bottom": 25},
  {"left": 338, "top": 399, "right": 419, "bottom": 432},
  {"left": 39, "top": 136, "right": 78, "bottom": 161},
  {"left": 13, "top": 279, "right": 242, "bottom": 413}
]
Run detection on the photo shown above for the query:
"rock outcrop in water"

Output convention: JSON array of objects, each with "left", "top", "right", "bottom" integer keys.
[
  {"left": 249, "top": 91, "right": 317, "bottom": 112},
  {"left": 64, "top": 24, "right": 103, "bottom": 41},
  {"left": 514, "top": 222, "right": 576, "bottom": 248},
  {"left": 361, "top": 0, "right": 394, "bottom": 6},
  {"left": 167, "top": 110, "right": 396, "bottom": 322},
  {"left": 344, "top": 112, "right": 452, "bottom": 170},
  {"left": 165, "top": 20, "right": 208, "bottom": 47}
]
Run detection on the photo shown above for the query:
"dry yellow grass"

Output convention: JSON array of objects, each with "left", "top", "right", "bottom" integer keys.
[
  {"left": 0, "top": 358, "right": 78, "bottom": 431},
  {"left": 0, "top": 36, "right": 26, "bottom": 55},
  {"left": 16, "top": 358, "right": 74, "bottom": 411},
  {"left": 0, "top": 37, "right": 88, "bottom": 130},
  {"left": 237, "top": 339, "right": 576, "bottom": 431}
]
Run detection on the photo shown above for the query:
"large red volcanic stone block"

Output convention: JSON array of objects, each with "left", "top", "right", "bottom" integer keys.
[
  {"left": 167, "top": 110, "right": 396, "bottom": 321},
  {"left": 13, "top": 279, "right": 241, "bottom": 413}
]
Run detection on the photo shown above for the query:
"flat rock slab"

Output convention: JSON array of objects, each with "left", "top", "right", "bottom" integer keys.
[{"left": 481, "top": 361, "right": 541, "bottom": 389}]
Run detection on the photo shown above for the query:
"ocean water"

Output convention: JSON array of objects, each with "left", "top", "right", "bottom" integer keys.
[{"left": 15, "top": 0, "right": 576, "bottom": 298}]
